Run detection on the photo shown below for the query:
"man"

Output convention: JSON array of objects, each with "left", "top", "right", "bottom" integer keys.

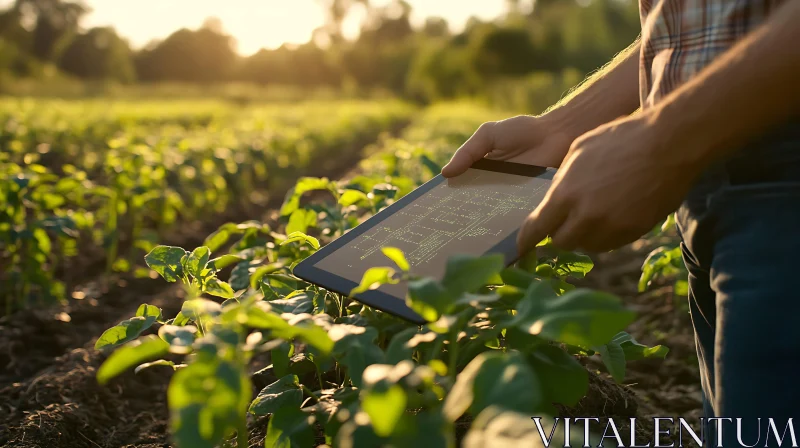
[{"left": 443, "top": 0, "right": 800, "bottom": 445}]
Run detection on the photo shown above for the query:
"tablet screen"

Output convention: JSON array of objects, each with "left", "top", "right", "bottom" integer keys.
[{"left": 312, "top": 167, "right": 552, "bottom": 299}]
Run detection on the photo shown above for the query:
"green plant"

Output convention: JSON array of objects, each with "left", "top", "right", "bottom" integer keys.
[
  {"left": 639, "top": 214, "right": 689, "bottom": 297},
  {"left": 0, "top": 98, "right": 413, "bottom": 313},
  {"left": 0, "top": 159, "right": 91, "bottom": 313},
  {"left": 96, "top": 172, "right": 668, "bottom": 447}
]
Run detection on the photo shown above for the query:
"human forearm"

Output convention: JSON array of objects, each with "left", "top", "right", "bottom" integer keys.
[
  {"left": 442, "top": 39, "right": 642, "bottom": 176},
  {"left": 648, "top": 0, "right": 800, "bottom": 174},
  {"left": 543, "top": 39, "right": 642, "bottom": 139}
]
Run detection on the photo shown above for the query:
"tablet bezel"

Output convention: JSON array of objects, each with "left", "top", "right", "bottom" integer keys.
[{"left": 293, "top": 159, "right": 551, "bottom": 324}]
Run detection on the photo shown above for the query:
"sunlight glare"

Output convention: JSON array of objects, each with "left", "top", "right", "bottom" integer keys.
[{"left": 76, "top": 0, "right": 524, "bottom": 55}]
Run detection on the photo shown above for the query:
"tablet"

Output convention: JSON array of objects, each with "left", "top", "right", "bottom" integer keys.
[{"left": 293, "top": 159, "right": 555, "bottom": 324}]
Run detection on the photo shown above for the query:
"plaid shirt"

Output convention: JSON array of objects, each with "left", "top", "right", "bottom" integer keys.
[{"left": 639, "top": 0, "right": 785, "bottom": 108}]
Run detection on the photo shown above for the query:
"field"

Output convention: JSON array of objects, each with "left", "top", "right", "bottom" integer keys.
[{"left": 0, "top": 98, "right": 701, "bottom": 448}]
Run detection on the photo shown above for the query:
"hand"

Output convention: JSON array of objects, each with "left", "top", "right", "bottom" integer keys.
[
  {"left": 516, "top": 115, "right": 698, "bottom": 254},
  {"left": 441, "top": 115, "right": 577, "bottom": 177}
]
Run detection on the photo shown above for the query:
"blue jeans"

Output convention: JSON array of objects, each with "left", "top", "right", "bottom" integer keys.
[{"left": 676, "top": 121, "right": 800, "bottom": 447}]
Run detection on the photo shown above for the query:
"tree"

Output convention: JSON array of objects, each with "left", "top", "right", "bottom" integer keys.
[
  {"left": 422, "top": 17, "right": 449, "bottom": 38},
  {"left": 315, "top": 0, "right": 370, "bottom": 44},
  {"left": 59, "top": 27, "right": 135, "bottom": 82},
  {"left": 0, "top": 8, "right": 32, "bottom": 52},
  {"left": 469, "top": 25, "right": 539, "bottom": 78},
  {"left": 13, "top": 0, "right": 88, "bottom": 61},
  {"left": 237, "top": 43, "right": 341, "bottom": 86},
  {"left": 135, "top": 18, "right": 237, "bottom": 83}
]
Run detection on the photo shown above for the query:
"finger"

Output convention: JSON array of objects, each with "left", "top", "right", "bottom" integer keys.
[
  {"left": 549, "top": 211, "right": 591, "bottom": 252},
  {"left": 441, "top": 122, "right": 496, "bottom": 178},
  {"left": 583, "top": 224, "right": 644, "bottom": 253},
  {"left": 516, "top": 196, "right": 570, "bottom": 257}
]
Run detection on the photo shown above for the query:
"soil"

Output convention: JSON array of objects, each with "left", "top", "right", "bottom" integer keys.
[
  {"left": 0, "top": 233, "right": 702, "bottom": 448},
  {"left": 584, "top": 238, "right": 703, "bottom": 424},
  {"left": 0, "top": 137, "right": 703, "bottom": 447}
]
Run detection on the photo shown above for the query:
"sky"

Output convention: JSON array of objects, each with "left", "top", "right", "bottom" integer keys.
[{"left": 1, "top": 0, "right": 533, "bottom": 56}]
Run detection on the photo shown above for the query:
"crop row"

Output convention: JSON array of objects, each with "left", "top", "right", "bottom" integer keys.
[
  {"left": 95, "top": 104, "right": 669, "bottom": 447},
  {"left": 0, "top": 99, "right": 414, "bottom": 314}
]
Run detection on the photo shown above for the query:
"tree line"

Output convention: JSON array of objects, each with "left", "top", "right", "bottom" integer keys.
[{"left": 0, "top": 0, "right": 641, "bottom": 103}]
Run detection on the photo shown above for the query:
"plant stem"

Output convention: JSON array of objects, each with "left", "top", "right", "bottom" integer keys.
[
  {"left": 448, "top": 327, "right": 460, "bottom": 383},
  {"left": 301, "top": 384, "right": 321, "bottom": 403},
  {"left": 316, "top": 365, "right": 325, "bottom": 391},
  {"left": 237, "top": 419, "right": 248, "bottom": 448}
]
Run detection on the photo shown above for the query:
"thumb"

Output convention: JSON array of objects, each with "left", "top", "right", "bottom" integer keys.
[{"left": 441, "top": 122, "right": 496, "bottom": 178}]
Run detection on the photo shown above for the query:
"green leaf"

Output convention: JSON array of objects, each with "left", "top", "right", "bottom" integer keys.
[
  {"left": 280, "top": 177, "right": 337, "bottom": 216},
  {"left": 443, "top": 351, "right": 541, "bottom": 422},
  {"left": 528, "top": 345, "right": 588, "bottom": 406},
  {"left": 144, "top": 246, "right": 187, "bottom": 282},
  {"left": 339, "top": 189, "right": 369, "bottom": 207},
  {"left": 260, "top": 273, "right": 300, "bottom": 299},
  {"left": 186, "top": 246, "right": 211, "bottom": 277},
  {"left": 441, "top": 253, "right": 505, "bottom": 297},
  {"left": 204, "top": 278, "right": 235, "bottom": 298},
  {"left": 97, "top": 335, "right": 169, "bottom": 384},
  {"left": 269, "top": 293, "right": 314, "bottom": 314},
  {"left": 229, "top": 260, "right": 256, "bottom": 291},
  {"left": 202, "top": 223, "right": 238, "bottom": 253},
  {"left": 512, "top": 285, "right": 635, "bottom": 348},
  {"left": 385, "top": 327, "right": 420, "bottom": 364},
  {"left": 500, "top": 267, "right": 538, "bottom": 289},
  {"left": 613, "top": 331, "right": 669, "bottom": 362},
  {"left": 363, "top": 385, "right": 407, "bottom": 437},
  {"left": 249, "top": 262, "right": 284, "bottom": 289},
  {"left": 96, "top": 315, "right": 158, "bottom": 350},
  {"left": 208, "top": 254, "right": 243, "bottom": 271},
  {"left": 454, "top": 292, "right": 501, "bottom": 307},
  {"left": 638, "top": 246, "right": 682, "bottom": 292},
  {"left": 419, "top": 153, "right": 442, "bottom": 175},
  {"left": 281, "top": 231, "right": 320, "bottom": 250},
  {"left": 336, "top": 421, "right": 384, "bottom": 448},
  {"left": 286, "top": 208, "right": 317, "bottom": 235},
  {"left": 168, "top": 359, "right": 251, "bottom": 448},
  {"left": 406, "top": 277, "right": 451, "bottom": 322},
  {"left": 674, "top": 279, "right": 689, "bottom": 297},
  {"left": 135, "top": 303, "right": 162, "bottom": 321},
  {"left": 381, "top": 247, "right": 410, "bottom": 271},
  {"left": 181, "top": 299, "right": 222, "bottom": 321},
  {"left": 555, "top": 252, "right": 594, "bottom": 279},
  {"left": 372, "top": 182, "right": 398, "bottom": 199},
  {"left": 265, "top": 406, "right": 315, "bottom": 448},
  {"left": 172, "top": 311, "right": 191, "bottom": 326},
  {"left": 286, "top": 353, "right": 317, "bottom": 377},
  {"left": 32, "top": 228, "right": 51, "bottom": 254},
  {"left": 246, "top": 307, "right": 334, "bottom": 355},
  {"left": 464, "top": 408, "right": 591, "bottom": 448},
  {"left": 271, "top": 342, "right": 294, "bottom": 378},
  {"left": 596, "top": 341, "right": 627, "bottom": 383},
  {"left": 660, "top": 213, "right": 676, "bottom": 233},
  {"left": 332, "top": 326, "right": 384, "bottom": 387},
  {"left": 455, "top": 329, "right": 503, "bottom": 370},
  {"left": 249, "top": 375, "right": 303, "bottom": 416},
  {"left": 391, "top": 410, "right": 453, "bottom": 448},
  {"left": 158, "top": 325, "right": 198, "bottom": 354},
  {"left": 350, "top": 267, "right": 398, "bottom": 296},
  {"left": 134, "top": 359, "right": 181, "bottom": 374}
]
